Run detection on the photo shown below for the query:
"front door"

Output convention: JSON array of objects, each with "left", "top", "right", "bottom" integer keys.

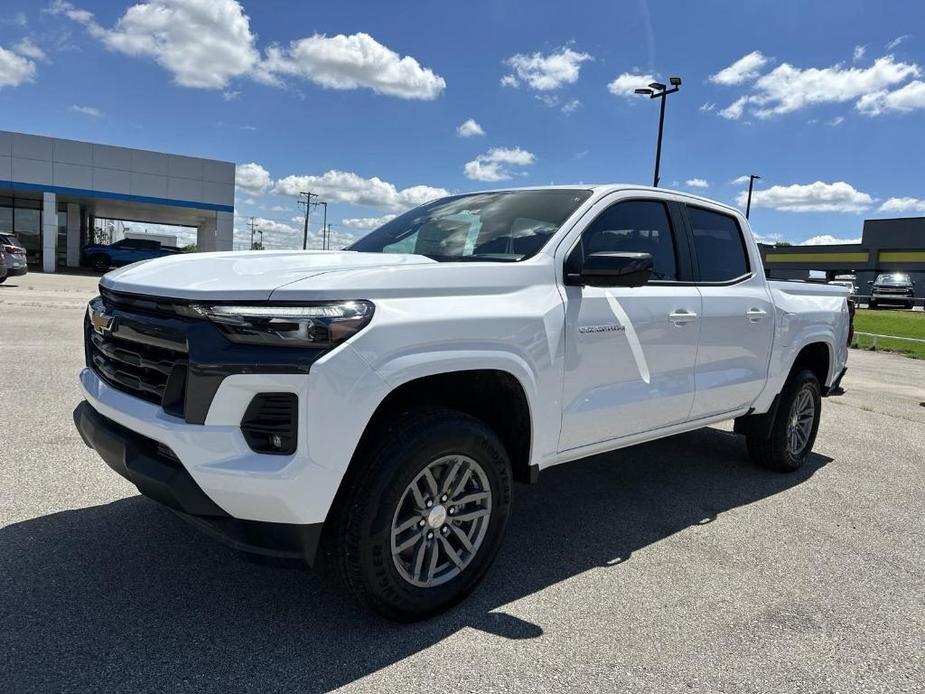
[{"left": 559, "top": 197, "right": 702, "bottom": 452}]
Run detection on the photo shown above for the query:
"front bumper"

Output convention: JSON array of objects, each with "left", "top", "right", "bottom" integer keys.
[{"left": 74, "top": 400, "right": 324, "bottom": 563}]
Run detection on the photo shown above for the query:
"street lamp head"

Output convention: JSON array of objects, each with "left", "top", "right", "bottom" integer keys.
[
  {"left": 635, "top": 88, "right": 654, "bottom": 95},
  {"left": 649, "top": 82, "right": 666, "bottom": 91},
  {"left": 669, "top": 76, "right": 682, "bottom": 86}
]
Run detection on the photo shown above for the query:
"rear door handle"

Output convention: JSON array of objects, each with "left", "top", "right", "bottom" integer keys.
[
  {"left": 746, "top": 307, "right": 768, "bottom": 322},
  {"left": 668, "top": 310, "right": 698, "bottom": 325}
]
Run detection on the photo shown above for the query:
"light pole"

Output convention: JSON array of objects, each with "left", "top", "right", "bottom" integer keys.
[
  {"left": 745, "top": 174, "right": 761, "bottom": 219},
  {"left": 635, "top": 76, "right": 682, "bottom": 187}
]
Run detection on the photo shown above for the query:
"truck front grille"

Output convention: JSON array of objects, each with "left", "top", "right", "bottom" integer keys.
[{"left": 86, "top": 295, "right": 189, "bottom": 417}]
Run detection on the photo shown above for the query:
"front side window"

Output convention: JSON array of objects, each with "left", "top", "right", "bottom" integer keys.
[
  {"left": 574, "top": 199, "right": 678, "bottom": 281},
  {"left": 349, "top": 189, "right": 591, "bottom": 262},
  {"left": 688, "top": 206, "right": 749, "bottom": 282}
]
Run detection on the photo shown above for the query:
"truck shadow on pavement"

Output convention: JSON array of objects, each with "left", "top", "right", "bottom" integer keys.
[{"left": 2, "top": 426, "right": 831, "bottom": 693}]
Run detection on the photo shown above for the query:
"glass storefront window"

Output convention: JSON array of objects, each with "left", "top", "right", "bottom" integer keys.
[{"left": 14, "top": 203, "right": 42, "bottom": 266}]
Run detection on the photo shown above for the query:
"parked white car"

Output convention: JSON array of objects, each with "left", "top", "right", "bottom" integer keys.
[{"left": 74, "top": 186, "right": 851, "bottom": 620}]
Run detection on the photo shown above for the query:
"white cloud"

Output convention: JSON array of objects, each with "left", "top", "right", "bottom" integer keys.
[
  {"left": 273, "top": 170, "right": 448, "bottom": 212},
  {"left": 799, "top": 235, "right": 862, "bottom": 245},
  {"left": 720, "top": 55, "right": 920, "bottom": 119},
  {"left": 710, "top": 51, "right": 769, "bottom": 85},
  {"left": 856, "top": 79, "right": 925, "bottom": 115},
  {"left": 878, "top": 197, "right": 925, "bottom": 213},
  {"left": 222, "top": 90, "right": 240, "bottom": 101},
  {"left": 685, "top": 178, "right": 709, "bottom": 188},
  {"left": 737, "top": 181, "right": 873, "bottom": 213},
  {"left": 853, "top": 45, "right": 866, "bottom": 62},
  {"left": 257, "top": 32, "right": 445, "bottom": 99},
  {"left": 463, "top": 147, "right": 536, "bottom": 182},
  {"left": 1, "top": 12, "right": 27, "bottom": 27},
  {"left": 69, "top": 104, "right": 101, "bottom": 117},
  {"left": 719, "top": 95, "right": 750, "bottom": 120},
  {"left": 235, "top": 162, "right": 271, "bottom": 194},
  {"left": 886, "top": 35, "right": 910, "bottom": 51},
  {"left": 607, "top": 72, "right": 656, "bottom": 98},
  {"left": 51, "top": 0, "right": 259, "bottom": 89},
  {"left": 827, "top": 115, "right": 845, "bottom": 126},
  {"left": 561, "top": 98, "right": 581, "bottom": 113},
  {"left": 731, "top": 175, "right": 752, "bottom": 185},
  {"left": 699, "top": 102, "right": 715, "bottom": 112},
  {"left": 503, "top": 46, "right": 591, "bottom": 91},
  {"left": 341, "top": 214, "right": 397, "bottom": 230},
  {"left": 0, "top": 45, "right": 37, "bottom": 87},
  {"left": 456, "top": 118, "right": 485, "bottom": 138},
  {"left": 13, "top": 38, "right": 45, "bottom": 60}
]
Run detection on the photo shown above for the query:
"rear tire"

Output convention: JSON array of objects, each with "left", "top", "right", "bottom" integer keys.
[
  {"left": 330, "top": 407, "right": 512, "bottom": 621},
  {"left": 746, "top": 369, "right": 821, "bottom": 472}
]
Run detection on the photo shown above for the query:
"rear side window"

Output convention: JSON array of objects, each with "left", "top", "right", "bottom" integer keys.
[
  {"left": 577, "top": 200, "right": 678, "bottom": 281},
  {"left": 688, "top": 207, "right": 749, "bottom": 282}
]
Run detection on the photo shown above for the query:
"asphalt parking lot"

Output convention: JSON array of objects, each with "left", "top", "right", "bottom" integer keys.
[{"left": 2, "top": 273, "right": 924, "bottom": 693}]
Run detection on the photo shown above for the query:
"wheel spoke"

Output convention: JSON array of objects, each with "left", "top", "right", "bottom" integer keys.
[
  {"left": 452, "top": 491, "right": 489, "bottom": 507},
  {"left": 450, "top": 466, "right": 473, "bottom": 499},
  {"left": 449, "top": 522, "right": 473, "bottom": 552},
  {"left": 393, "top": 531, "right": 423, "bottom": 555},
  {"left": 425, "top": 540, "right": 440, "bottom": 584},
  {"left": 440, "top": 458, "right": 463, "bottom": 496},
  {"left": 439, "top": 536, "right": 465, "bottom": 569},
  {"left": 412, "top": 538, "right": 427, "bottom": 581},
  {"left": 409, "top": 480, "right": 427, "bottom": 510},
  {"left": 422, "top": 467, "right": 440, "bottom": 498},
  {"left": 393, "top": 515, "right": 422, "bottom": 536},
  {"left": 452, "top": 508, "right": 489, "bottom": 523}
]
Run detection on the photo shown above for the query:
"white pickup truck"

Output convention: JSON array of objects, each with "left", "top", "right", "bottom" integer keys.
[{"left": 74, "top": 185, "right": 851, "bottom": 620}]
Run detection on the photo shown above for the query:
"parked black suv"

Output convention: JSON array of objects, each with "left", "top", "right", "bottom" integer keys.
[{"left": 868, "top": 272, "right": 916, "bottom": 309}]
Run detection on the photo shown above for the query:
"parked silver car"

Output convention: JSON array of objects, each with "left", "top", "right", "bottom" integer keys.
[{"left": 0, "top": 234, "right": 28, "bottom": 283}]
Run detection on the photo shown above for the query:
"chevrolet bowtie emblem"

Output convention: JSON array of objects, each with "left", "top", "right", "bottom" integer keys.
[{"left": 88, "top": 300, "right": 115, "bottom": 335}]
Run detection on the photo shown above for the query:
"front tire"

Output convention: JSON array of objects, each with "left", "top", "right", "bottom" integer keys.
[
  {"left": 746, "top": 369, "right": 822, "bottom": 472},
  {"left": 331, "top": 408, "right": 512, "bottom": 621}
]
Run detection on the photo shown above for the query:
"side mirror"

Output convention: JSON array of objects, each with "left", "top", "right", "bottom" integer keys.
[{"left": 570, "top": 252, "right": 653, "bottom": 288}]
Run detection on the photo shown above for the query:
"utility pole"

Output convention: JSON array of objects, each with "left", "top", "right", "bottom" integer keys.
[
  {"left": 248, "top": 217, "right": 260, "bottom": 250},
  {"left": 634, "top": 77, "right": 682, "bottom": 187},
  {"left": 317, "top": 201, "right": 328, "bottom": 250},
  {"left": 745, "top": 174, "right": 761, "bottom": 219},
  {"left": 325, "top": 223, "right": 333, "bottom": 250},
  {"left": 298, "top": 191, "right": 318, "bottom": 250},
  {"left": 257, "top": 228, "right": 264, "bottom": 250}
]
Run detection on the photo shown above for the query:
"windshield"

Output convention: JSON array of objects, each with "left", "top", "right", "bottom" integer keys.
[
  {"left": 875, "top": 273, "right": 912, "bottom": 285},
  {"left": 348, "top": 189, "right": 592, "bottom": 262}
]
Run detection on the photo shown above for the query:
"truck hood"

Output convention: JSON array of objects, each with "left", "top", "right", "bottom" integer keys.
[{"left": 100, "top": 250, "right": 439, "bottom": 301}]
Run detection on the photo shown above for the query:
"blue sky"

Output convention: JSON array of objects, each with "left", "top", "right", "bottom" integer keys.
[{"left": 2, "top": 0, "right": 924, "bottom": 249}]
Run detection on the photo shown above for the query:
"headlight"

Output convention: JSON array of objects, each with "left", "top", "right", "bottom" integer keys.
[{"left": 193, "top": 300, "right": 374, "bottom": 348}]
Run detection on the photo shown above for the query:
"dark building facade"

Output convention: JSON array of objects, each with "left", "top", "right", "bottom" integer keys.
[{"left": 758, "top": 216, "right": 925, "bottom": 301}]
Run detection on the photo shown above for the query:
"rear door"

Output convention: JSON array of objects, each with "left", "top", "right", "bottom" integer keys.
[
  {"left": 558, "top": 194, "right": 702, "bottom": 451},
  {"left": 684, "top": 205, "right": 774, "bottom": 418}
]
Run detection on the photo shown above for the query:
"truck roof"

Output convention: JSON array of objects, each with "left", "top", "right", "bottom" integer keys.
[{"left": 464, "top": 184, "right": 743, "bottom": 216}]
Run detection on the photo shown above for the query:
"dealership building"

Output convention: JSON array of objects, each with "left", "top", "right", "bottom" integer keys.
[
  {"left": 759, "top": 216, "right": 925, "bottom": 300},
  {"left": 0, "top": 130, "right": 235, "bottom": 272}
]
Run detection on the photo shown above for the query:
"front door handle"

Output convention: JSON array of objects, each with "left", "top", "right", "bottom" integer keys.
[
  {"left": 668, "top": 310, "right": 698, "bottom": 325},
  {"left": 746, "top": 307, "right": 768, "bottom": 322}
]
